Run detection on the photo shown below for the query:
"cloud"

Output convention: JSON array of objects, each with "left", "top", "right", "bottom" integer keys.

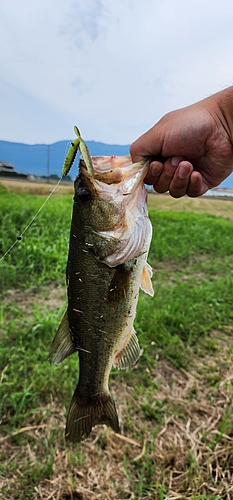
[
  {"left": 59, "top": 0, "right": 108, "bottom": 48},
  {"left": 0, "top": 0, "right": 233, "bottom": 145}
]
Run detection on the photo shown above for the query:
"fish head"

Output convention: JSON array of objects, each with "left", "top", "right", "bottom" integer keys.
[
  {"left": 73, "top": 157, "right": 123, "bottom": 231},
  {"left": 73, "top": 155, "right": 152, "bottom": 266}
]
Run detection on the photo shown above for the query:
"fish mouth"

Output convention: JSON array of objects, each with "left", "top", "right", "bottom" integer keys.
[
  {"left": 78, "top": 155, "right": 151, "bottom": 267},
  {"left": 79, "top": 155, "right": 149, "bottom": 196}
]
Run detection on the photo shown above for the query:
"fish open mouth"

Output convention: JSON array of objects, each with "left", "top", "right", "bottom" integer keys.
[
  {"left": 78, "top": 155, "right": 152, "bottom": 267},
  {"left": 80, "top": 155, "right": 149, "bottom": 195}
]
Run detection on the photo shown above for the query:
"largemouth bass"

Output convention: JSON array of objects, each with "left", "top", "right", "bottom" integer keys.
[{"left": 49, "top": 152, "right": 154, "bottom": 443}]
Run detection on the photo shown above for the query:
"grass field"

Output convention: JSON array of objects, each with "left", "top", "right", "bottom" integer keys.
[
  {"left": 1, "top": 180, "right": 233, "bottom": 499},
  {"left": 0, "top": 178, "right": 74, "bottom": 196}
]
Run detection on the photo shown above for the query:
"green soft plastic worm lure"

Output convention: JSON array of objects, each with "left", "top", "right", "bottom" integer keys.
[{"left": 62, "top": 126, "right": 94, "bottom": 177}]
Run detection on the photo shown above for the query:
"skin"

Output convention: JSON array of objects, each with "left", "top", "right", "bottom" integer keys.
[{"left": 130, "top": 87, "right": 233, "bottom": 198}]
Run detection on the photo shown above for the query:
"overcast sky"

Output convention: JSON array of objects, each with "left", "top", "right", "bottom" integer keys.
[{"left": 1, "top": 0, "right": 233, "bottom": 146}]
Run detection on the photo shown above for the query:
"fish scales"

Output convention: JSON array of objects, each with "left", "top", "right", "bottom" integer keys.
[{"left": 49, "top": 149, "right": 154, "bottom": 443}]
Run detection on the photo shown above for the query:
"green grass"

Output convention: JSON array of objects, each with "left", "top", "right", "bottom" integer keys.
[
  {"left": 0, "top": 181, "right": 7, "bottom": 194},
  {"left": 0, "top": 193, "right": 72, "bottom": 290},
  {"left": 1, "top": 191, "right": 233, "bottom": 499}
]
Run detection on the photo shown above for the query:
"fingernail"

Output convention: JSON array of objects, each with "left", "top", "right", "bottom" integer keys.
[
  {"left": 171, "top": 156, "right": 184, "bottom": 167},
  {"left": 179, "top": 164, "right": 191, "bottom": 179},
  {"left": 150, "top": 162, "right": 163, "bottom": 177},
  {"left": 190, "top": 174, "right": 199, "bottom": 185}
]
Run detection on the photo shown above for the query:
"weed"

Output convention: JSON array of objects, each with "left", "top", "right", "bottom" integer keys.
[{"left": 1, "top": 191, "right": 233, "bottom": 499}]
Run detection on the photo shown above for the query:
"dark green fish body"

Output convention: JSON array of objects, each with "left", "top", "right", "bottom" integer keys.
[{"left": 49, "top": 155, "right": 153, "bottom": 442}]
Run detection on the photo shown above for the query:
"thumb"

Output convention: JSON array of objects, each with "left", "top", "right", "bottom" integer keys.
[{"left": 130, "top": 124, "right": 164, "bottom": 163}]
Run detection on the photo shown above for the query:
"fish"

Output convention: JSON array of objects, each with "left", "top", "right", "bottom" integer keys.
[{"left": 49, "top": 151, "right": 154, "bottom": 443}]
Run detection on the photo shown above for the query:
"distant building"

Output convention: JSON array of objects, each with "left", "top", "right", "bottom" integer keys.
[
  {"left": 0, "top": 161, "right": 28, "bottom": 179},
  {"left": 0, "top": 161, "right": 18, "bottom": 174},
  {"left": 204, "top": 187, "right": 233, "bottom": 198}
]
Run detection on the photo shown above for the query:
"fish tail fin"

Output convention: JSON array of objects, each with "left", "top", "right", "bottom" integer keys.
[{"left": 65, "top": 388, "right": 120, "bottom": 443}]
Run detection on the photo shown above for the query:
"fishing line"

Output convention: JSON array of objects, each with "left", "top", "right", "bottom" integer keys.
[
  {"left": 0, "top": 127, "right": 88, "bottom": 263},
  {"left": 0, "top": 175, "right": 64, "bottom": 263}
]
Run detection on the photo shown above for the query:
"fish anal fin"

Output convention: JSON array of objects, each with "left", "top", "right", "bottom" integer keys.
[
  {"left": 65, "top": 389, "right": 120, "bottom": 442},
  {"left": 48, "top": 309, "right": 76, "bottom": 365},
  {"left": 140, "top": 262, "right": 154, "bottom": 297},
  {"left": 113, "top": 328, "right": 141, "bottom": 370}
]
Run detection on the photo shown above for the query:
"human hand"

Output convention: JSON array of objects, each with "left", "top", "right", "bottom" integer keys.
[{"left": 130, "top": 89, "right": 233, "bottom": 197}]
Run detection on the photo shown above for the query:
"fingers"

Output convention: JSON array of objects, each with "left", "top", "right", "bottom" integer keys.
[
  {"left": 146, "top": 157, "right": 188, "bottom": 195},
  {"left": 146, "top": 158, "right": 208, "bottom": 198},
  {"left": 186, "top": 171, "right": 209, "bottom": 197},
  {"left": 144, "top": 161, "right": 163, "bottom": 185},
  {"left": 168, "top": 161, "right": 193, "bottom": 198},
  {"left": 171, "top": 165, "right": 209, "bottom": 197}
]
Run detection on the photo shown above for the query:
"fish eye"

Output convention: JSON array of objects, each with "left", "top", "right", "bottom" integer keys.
[{"left": 77, "top": 188, "right": 91, "bottom": 203}]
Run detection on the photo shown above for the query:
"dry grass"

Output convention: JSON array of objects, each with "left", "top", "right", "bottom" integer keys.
[
  {"left": 2, "top": 178, "right": 233, "bottom": 224},
  {"left": 0, "top": 178, "right": 74, "bottom": 195},
  {"left": 148, "top": 193, "right": 233, "bottom": 221},
  {"left": 1, "top": 334, "right": 233, "bottom": 499},
  {"left": 1, "top": 182, "right": 233, "bottom": 499}
]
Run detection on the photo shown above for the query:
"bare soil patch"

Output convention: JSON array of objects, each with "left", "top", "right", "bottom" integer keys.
[{"left": 3, "top": 284, "right": 66, "bottom": 313}]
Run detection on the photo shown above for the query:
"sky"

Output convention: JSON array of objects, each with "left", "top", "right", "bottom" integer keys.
[{"left": 1, "top": 0, "right": 233, "bottom": 146}]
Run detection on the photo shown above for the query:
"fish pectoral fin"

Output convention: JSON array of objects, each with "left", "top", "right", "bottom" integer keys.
[
  {"left": 113, "top": 328, "right": 141, "bottom": 370},
  {"left": 65, "top": 389, "right": 120, "bottom": 443},
  {"left": 140, "top": 262, "right": 154, "bottom": 297},
  {"left": 48, "top": 309, "right": 76, "bottom": 365}
]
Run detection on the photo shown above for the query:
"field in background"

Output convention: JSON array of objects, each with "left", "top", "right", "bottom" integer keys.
[
  {"left": 0, "top": 177, "right": 74, "bottom": 195},
  {"left": 2, "top": 176, "right": 233, "bottom": 220},
  {"left": 148, "top": 192, "right": 233, "bottom": 221},
  {"left": 1, "top": 181, "right": 233, "bottom": 499}
]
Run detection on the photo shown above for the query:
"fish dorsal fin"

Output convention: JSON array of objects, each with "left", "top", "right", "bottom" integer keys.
[
  {"left": 113, "top": 328, "right": 141, "bottom": 370},
  {"left": 140, "top": 262, "right": 154, "bottom": 297},
  {"left": 48, "top": 309, "right": 76, "bottom": 365}
]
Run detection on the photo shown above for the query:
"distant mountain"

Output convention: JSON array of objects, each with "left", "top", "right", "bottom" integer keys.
[
  {"left": 0, "top": 139, "right": 130, "bottom": 179},
  {"left": 0, "top": 139, "right": 233, "bottom": 187}
]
